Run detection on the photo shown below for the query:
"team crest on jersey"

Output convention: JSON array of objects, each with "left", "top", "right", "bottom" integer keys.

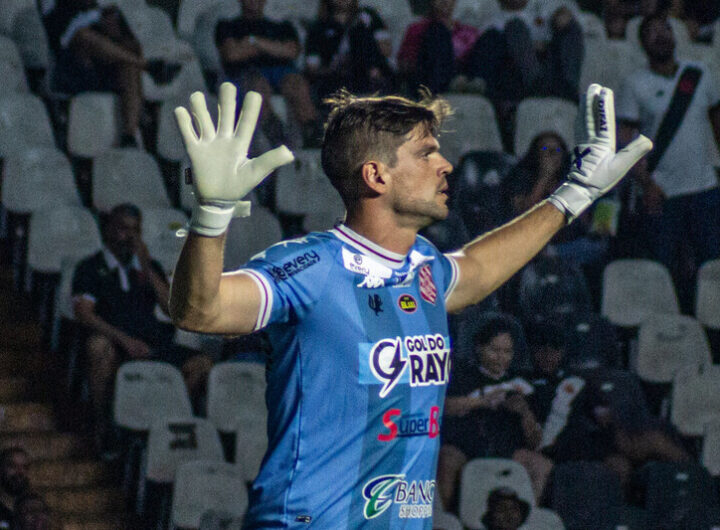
[
  {"left": 418, "top": 265, "right": 437, "bottom": 304},
  {"left": 361, "top": 334, "right": 451, "bottom": 398},
  {"left": 362, "top": 474, "right": 435, "bottom": 520}
]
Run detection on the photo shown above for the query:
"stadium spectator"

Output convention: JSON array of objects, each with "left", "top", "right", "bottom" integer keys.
[
  {"left": 215, "top": 0, "right": 322, "bottom": 147},
  {"left": 304, "top": 0, "right": 396, "bottom": 97},
  {"left": 397, "top": 0, "right": 479, "bottom": 94},
  {"left": 437, "top": 316, "right": 550, "bottom": 509},
  {"left": 11, "top": 493, "right": 51, "bottom": 530},
  {"left": 503, "top": 132, "right": 609, "bottom": 267},
  {"left": 465, "top": 0, "right": 584, "bottom": 102},
  {"left": 481, "top": 487, "right": 531, "bottom": 530},
  {"left": 71, "top": 204, "right": 212, "bottom": 454},
  {"left": 0, "top": 448, "right": 30, "bottom": 529},
  {"left": 683, "top": 0, "right": 720, "bottom": 42},
  {"left": 41, "top": 0, "right": 179, "bottom": 148},
  {"left": 617, "top": 13, "right": 720, "bottom": 311}
]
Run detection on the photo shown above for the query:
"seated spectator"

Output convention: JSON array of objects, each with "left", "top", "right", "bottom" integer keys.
[
  {"left": 684, "top": 0, "right": 720, "bottom": 42},
  {"left": 72, "top": 204, "right": 213, "bottom": 453},
  {"left": 481, "top": 487, "right": 531, "bottom": 530},
  {"left": 437, "top": 316, "right": 550, "bottom": 511},
  {"left": 41, "top": 0, "right": 179, "bottom": 147},
  {"left": 0, "top": 448, "right": 30, "bottom": 530},
  {"left": 502, "top": 132, "right": 609, "bottom": 267},
  {"left": 305, "top": 0, "right": 396, "bottom": 97},
  {"left": 465, "top": 0, "right": 584, "bottom": 102},
  {"left": 215, "top": 0, "right": 322, "bottom": 147},
  {"left": 397, "top": 0, "right": 479, "bottom": 94},
  {"left": 12, "top": 493, "right": 51, "bottom": 530}
]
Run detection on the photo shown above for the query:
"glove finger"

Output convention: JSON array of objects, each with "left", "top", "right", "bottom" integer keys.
[
  {"left": 190, "top": 91, "right": 216, "bottom": 140},
  {"left": 609, "top": 134, "right": 653, "bottom": 177},
  {"left": 217, "top": 82, "right": 237, "bottom": 138},
  {"left": 235, "top": 91, "right": 263, "bottom": 155},
  {"left": 245, "top": 145, "right": 295, "bottom": 189},
  {"left": 594, "top": 87, "right": 616, "bottom": 150},
  {"left": 580, "top": 84, "right": 602, "bottom": 145},
  {"left": 173, "top": 106, "right": 199, "bottom": 147}
]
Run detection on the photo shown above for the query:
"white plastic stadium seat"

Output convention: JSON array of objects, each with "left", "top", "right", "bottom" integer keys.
[
  {"left": 93, "top": 148, "right": 171, "bottom": 212},
  {"left": 601, "top": 259, "right": 679, "bottom": 328},
  {"left": 702, "top": 419, "right": 720, "bottom": 477},
  {"left": 514, "top": 97, "right": 577, "bottom": 156},
  {"left": 143, "top": 53, "right": 207, "bottom": 103},
  {"left": 275, "top": 148, "right": 345, "bottom": 231},
  {"left": 696, "top": 259, "right": 720, "bottom": 329},
  {"left": 0, "top": 93, "right": 56, "bottom": 158},
  {"left": 142, "top": 207, "right": 188, "bottom": 274},
  {"left": 235, "top": 415, "right": 268, "bottom": 483},
  {"left": 578, "top": 11, "right": 606, "bottom": 43},
  {"left": 459, "top": 458, "right": 535, "bottom": 530},
  {"left": 157, "top": 95, "right": 218, "bottom": 163},
  {"left": 670, "top": 363, "right": 720, "bottom": 436},
  {"left": 2, "top": 147, "right": 80, "bottom": 213},
  {"left": 454, "top": 0, "right": 501, "bottom": 28},
  {"left": 432, "top": 510, "right": 463, "bottom": 530},
  {"left": 177, "top": 0, "right": 226, "bottom": 40},
  {"left": 113, "top": 361, "right": 193, "bottom": 432},
  {"left": 27, "top": 206, "right": 101, "bottom": 274},
  {"left": 442, "top": 94, "right": 503, "bottom": 165},
  {"left": 635, "top": 313, "right": 711, "bottom": 383},
  {"left": 67, "top": 92, "right": 121, "bottom": 158},
  {"left": 0, "top": 60, "right": 28, "bottom": 96},
  {"left": 207, "top": 362, "right": 267, "bottom": 433},
  {"left": 521, "top": 507, "right": 566, "bottom": 529},
  {"left": 145, "top": 416, "right": 224, "bottom": 484},
  {"left": 264, "top": 0, "right": 319, "bottom": 23},
  {"left": 359, "top": 0, "right": 416, "bottom": 56},
  {"left": 191, "top": 0, "right": 241, "bottom": 75},
  {"left": 0, "top": 0, "right": 35, "bottom": 35},
  {"left": 0, "top": 35, "right": 23, "bottom": 68},
  {"left": 580, "top": 39, "right": 646, "bottom": 96},
  {"left": 171, "top": 461, "right": 248, "bottom": 529},
  {"left": 11, "top": 5, "right": 50, "bottom": 69},
  {"left": 223, "top": 207, "right": 283, "bottom": 270}
]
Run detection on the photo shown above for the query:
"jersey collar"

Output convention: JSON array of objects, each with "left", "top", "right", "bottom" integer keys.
[{"left": 332, "top": 224, "right": 407, "bottom": 270}]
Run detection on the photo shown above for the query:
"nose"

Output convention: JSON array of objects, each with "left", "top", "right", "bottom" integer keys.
[{"left": 438, "top": 154, "right": 453, "bottom": 177}]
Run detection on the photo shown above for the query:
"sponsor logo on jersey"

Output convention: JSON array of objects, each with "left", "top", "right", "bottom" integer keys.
[
  {"left": 368, "top": 294, "right": 383, "bottom": 315},
  {"left": 362, "top": 334, "right": 451, "bottom": 398},
  {"left": 362, "top": 474, "right": 435, "bottom": 520},
  {"left": 269, "top": 250, "right": 320, "bottom": 282},
  {"left": 418, "top": 265, "right": 437, "bottom": 304},
  {"left": 398, "top": 294, "right": 417, "bottom": 313},
  {"left": 377, "top": 406, "right": 440, "bottom": 441},
  {"left": 342, "top": 248, "right": 392, "bottom": 288}
]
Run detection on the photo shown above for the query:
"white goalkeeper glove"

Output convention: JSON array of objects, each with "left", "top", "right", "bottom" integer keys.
[
  {"left": 548, "top": 83, "right": 653, "bottom": 223},
  {"left": 174, "top": 82, "right": 295, "bottom": 236}
]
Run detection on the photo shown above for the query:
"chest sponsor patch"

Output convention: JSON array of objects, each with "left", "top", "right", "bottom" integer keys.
[
  {"left": 359, "top": 334, "right": 451, "bottom": 397},
  {"left": 362, "top": 474, "right": 435, "bottom": 520}
]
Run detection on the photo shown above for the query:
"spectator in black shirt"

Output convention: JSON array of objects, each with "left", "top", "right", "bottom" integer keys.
[
  {"left": 215, "top": 0, "right": 321, "bottom": 147},
  {"left": 0, "top": 448, "right": 30, "bottom": 530},
  {"left": 11, "top": 493, "right": 51, "bottom": 530},
  {"left": 304, "top": 0, "right": 395, "bottom": 97},
  {"left": 72, "top": 204, "right": 212, "bottom": 453}
]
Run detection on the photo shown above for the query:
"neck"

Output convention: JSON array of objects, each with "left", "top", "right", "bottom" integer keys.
[
  {"left": 649, "top": 57, "right": 678, "bottom": 77},
  {"left": 344, "top": 206, "right": 419, "bottom": 256}
]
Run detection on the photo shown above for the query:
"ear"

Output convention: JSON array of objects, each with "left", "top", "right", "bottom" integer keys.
[{"left": 360, "top": 160, "right": 389, "bottom": 195}]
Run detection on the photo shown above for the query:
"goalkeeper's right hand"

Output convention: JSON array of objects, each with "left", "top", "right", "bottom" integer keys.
[{"left": 174, "top": 82, "right": 295, "bottom": 237}]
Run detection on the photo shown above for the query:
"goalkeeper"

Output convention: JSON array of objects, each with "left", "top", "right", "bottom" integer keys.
[{"left": 169, "top": 82, "right": 651, "bottom": 528}]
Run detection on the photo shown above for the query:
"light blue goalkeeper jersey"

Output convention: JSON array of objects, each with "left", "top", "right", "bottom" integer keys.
[{"left": 237, "top": 225, "right": 459, "bottom": 529}]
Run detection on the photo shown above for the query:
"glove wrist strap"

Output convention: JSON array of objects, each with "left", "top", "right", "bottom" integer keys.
[
  {"left": 548, "top": 182, "right": 594, "bottom": 223},
  {"left": 190, "top": 203, "right": 244, "bottom": 237}
]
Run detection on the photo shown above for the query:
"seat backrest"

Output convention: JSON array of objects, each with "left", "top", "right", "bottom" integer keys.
[
  {"left": 142, "top": 207, "right": 188, "bottom": 274},
  {"left": 113, "top": 361, "right": 193, "bottom": 431},
  {"left": 191, "top": 0, "right": 241, "bottom": 74},
  {"left": 27, "top": 206, "right": 101, "bottom": 273},
  {"left": 0, "top": 35, "right": 23, "bottom": 68},
  {"left": 559, "top": 312, "right": 621, "bottom": 370},
  {"left": 2, "top": 147, "right": 80, "bottom": 213},
  {"left": 11, "top": 5, "right": 50, "bottom": 69},
  {"left": 177, "top": 0, "right": 226, "bottom": 40},
  {"left": 223, "top": 207, "right": 283, "bottom": 271},
  {"left": 432, "top": 509, "right": 463, "bottom": 530},
  {"left": 207, "top": 362, "right": 267, "bottom": 432},
  {"left": 67, "top": 92, "right": 120, "bottom": 158},
  {"left": 93, "top": 148, "right": 171, "bottom": 212},
  {"left": 671, "top": 363, "right": 720, "bottom": 436},
  {"left": 157, "top": 95, "right": 218, "bottom": 162},
  {"left": 636, "top": 313, "right": 711, "bottom": 383},
  {"left": 459, "top": 458, "right": 535, "bottom": 530},
  {"left": 264, "top": 0, "right": 318, "bottom": 23},
  {"left": 514, "top": 98, "right": 577, "bottom": 156},
  {"left": 454, "top": 0, "right": 501, "bottom": 28},
  {"left": 521, "top": 508, "right": 565, "bottom": 530},
  {"left": 146, "top": 416, "right": 225, "bottom": 484},
  {"left": 579, "top": 39, "right": 646, "bottom": 96},
  {"left": 702, "top": 419, "right": 720, "bottom": 477},
  {"left": 172, "top": 460, "right": 248, "bottom": 529},
  {"left": 0, "top": 93, "right": 56, "bottom": 157},
  {"left": 585, "top": 368, "right": 652, "bottom": 428},
  {"left": 0, "top": 0, "right": 35, "bottom": 35},
  {"left": 0, "top": 59, "right": 28, "bottom": 96},
  {"left": 234, "top": 415, "right": 268, "bottom": 483},
  {"left": 696, "top": 259, "right": 720, "bottom": 329},
  {"left": 601, "top": 259, "right": 679, "bottom": 328},
  {"left": 441, "top": 94, "right": 503, "bottom": 165}
]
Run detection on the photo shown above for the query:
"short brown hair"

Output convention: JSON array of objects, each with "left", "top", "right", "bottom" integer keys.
[{"left": 321, "top": 90, "right": 451, "bottom": 210}]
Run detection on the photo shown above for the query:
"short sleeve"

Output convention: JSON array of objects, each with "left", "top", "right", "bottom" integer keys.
[
  {"left": 439, "top": 253, "right": 460, "bottom": 301},
  {"left": 71, "top": 257, "right": 100, "bottom": 303},
  {"left": 616, "top": 75, "right": 641, "bottom": 123},
  {"left": 232, "top": 237, "right": 335, "bottom": 331}
]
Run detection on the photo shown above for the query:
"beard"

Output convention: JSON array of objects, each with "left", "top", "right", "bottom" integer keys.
[{"left": 1, "top": 474, "right": 29, "bottom": 496}]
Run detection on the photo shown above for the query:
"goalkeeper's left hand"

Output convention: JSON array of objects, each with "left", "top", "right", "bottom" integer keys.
[{"left": 548, "top": 84, "right": 653, "bottom": 222}]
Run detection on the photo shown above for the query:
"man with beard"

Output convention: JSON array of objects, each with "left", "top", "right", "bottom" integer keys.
[
  {"left": 617, "top": 14, "right": 720, "bottom": 311},
  {"left": 0, "top": 448, "right": 30, "bottom": 529}
]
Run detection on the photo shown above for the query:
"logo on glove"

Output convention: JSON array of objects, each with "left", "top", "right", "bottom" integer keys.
[{"left": 573, "top": 147, "right": 592, "bottom": 170}]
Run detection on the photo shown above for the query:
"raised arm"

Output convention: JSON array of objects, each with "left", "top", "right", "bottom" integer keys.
[
  {"left": 169, "top": 83, "right": 294, "bottom": 334},
  {"left": 446, "top": 84, "right": 653, "bottom": 313}
]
